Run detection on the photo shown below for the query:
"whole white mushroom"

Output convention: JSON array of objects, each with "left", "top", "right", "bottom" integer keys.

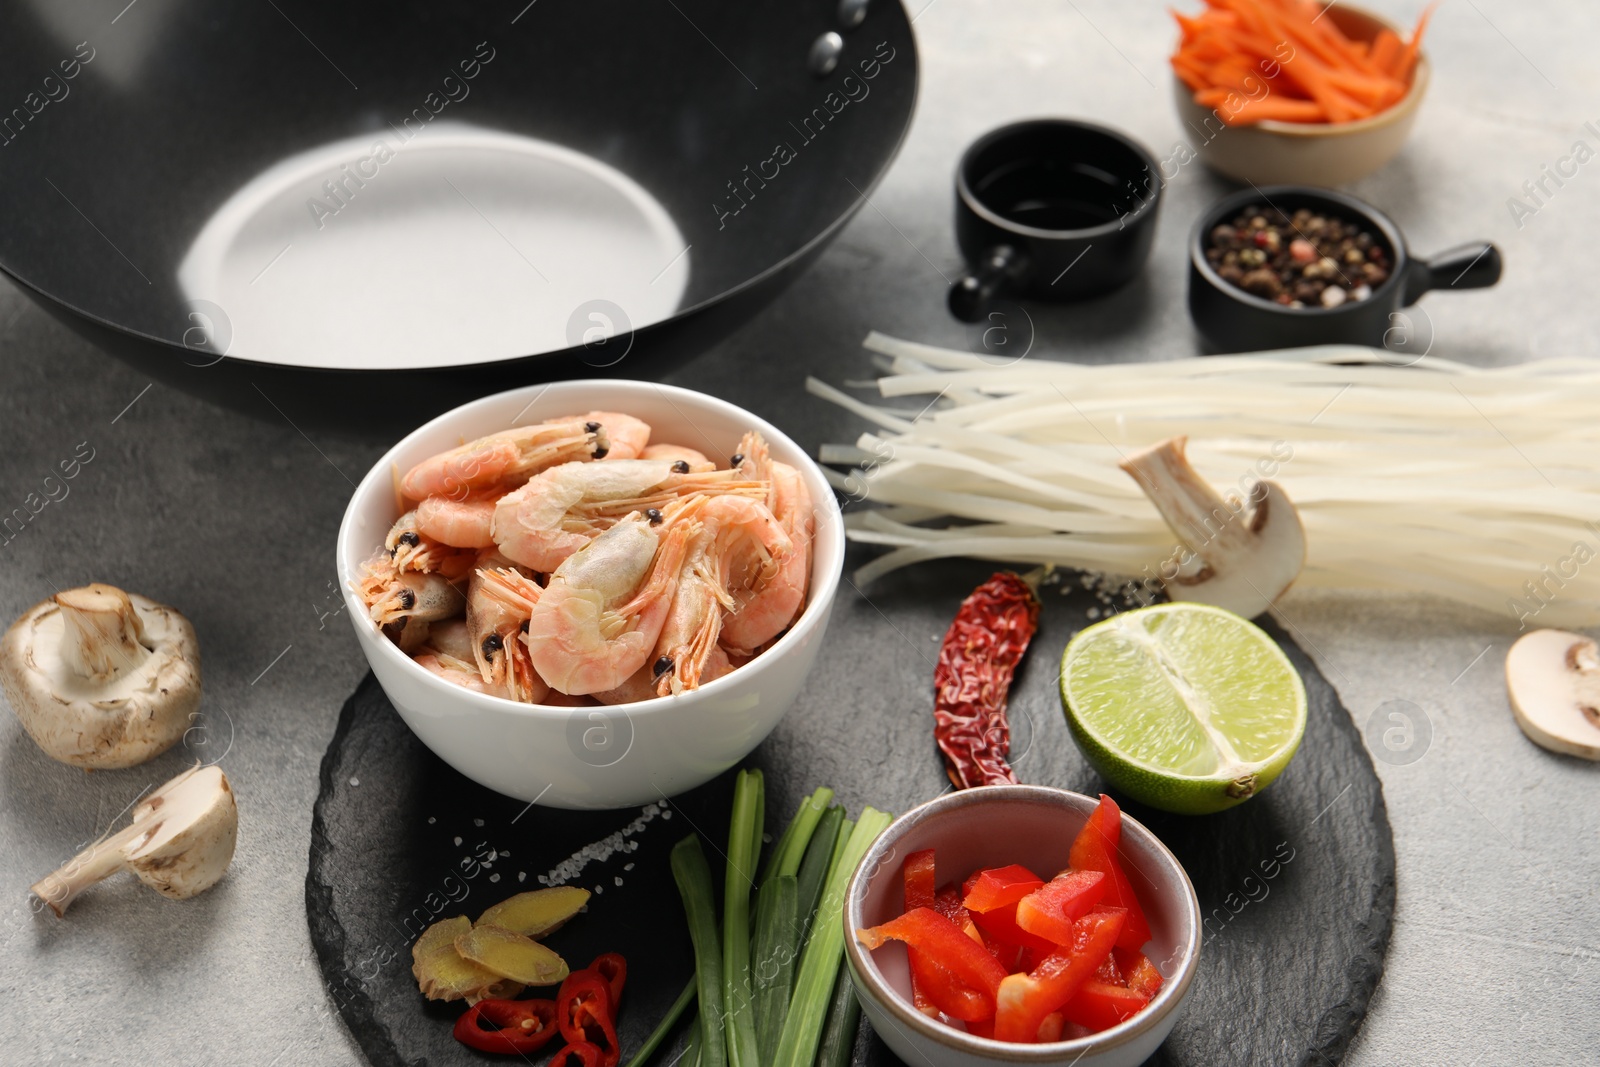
[{"left": 0, "top": 584, "right": 201, "bottom": 768}]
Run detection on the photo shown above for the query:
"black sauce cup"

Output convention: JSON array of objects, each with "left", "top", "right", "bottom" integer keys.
[
  {"left": 949, "top": 119, "right": 1162, "bottom": 322},
  {"left": 1188, "top": 186, "right": 1502, "bottom": 352}
]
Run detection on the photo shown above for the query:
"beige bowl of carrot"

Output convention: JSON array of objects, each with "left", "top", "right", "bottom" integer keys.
[{"left": 1170, "top": 0, "right": 1434, "bottom": 187}]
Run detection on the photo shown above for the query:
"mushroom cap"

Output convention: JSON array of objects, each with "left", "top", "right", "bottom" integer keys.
[
  {"left": 0, "top": 589, "right": 202, "bottom": 769},
  {"left": 126, "top": 764, "right": 239, "bottom": 898},
  {"left": 1506, "top": 628, "right": 1600, "bottom": 761},
  {"left": 1164, "top": 481, "right": 1307, "bottom": 620}
]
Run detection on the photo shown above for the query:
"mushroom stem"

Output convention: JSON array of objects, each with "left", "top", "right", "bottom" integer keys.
[
  {"left": 54, "top": 584, "right": 151, "bottom": 684},
  {"left": 31, "top": 821, "right": 153, "bottom": 917},
  {"left": 1121, "top": 437, "right": 1249, "bottom": 566}
]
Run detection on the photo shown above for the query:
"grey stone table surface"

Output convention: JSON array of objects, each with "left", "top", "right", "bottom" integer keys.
[{"left": 1, "top": 2, "right": 1596, "bottom": 1065}]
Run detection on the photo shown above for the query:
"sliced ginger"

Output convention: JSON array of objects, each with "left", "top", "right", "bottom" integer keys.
[
  {"left": 476, "top": 886, "right": 590, "bottom": 938},
  {"left": 412, "top": 916, "right": 525, "bottom": 1003},
  {"left": 456, "top": 923, "right": 570, "bottom": 986}
]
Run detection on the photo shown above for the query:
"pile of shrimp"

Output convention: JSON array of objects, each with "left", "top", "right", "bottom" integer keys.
[{"left": 354, "top": 411, "right": 815, "bottom": 706}]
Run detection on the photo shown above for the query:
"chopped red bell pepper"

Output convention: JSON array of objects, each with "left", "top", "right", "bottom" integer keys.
[
  {"left": 1061, "top": 980, "right": 1150, "bottom": 1032},
  {"left": 969, "top": 903, "right": 1060, "bottom": 955},
  {"left": 1067, "top": 796, "right": 1152, "bottom": 951},
  {"left": 1035, "top": 1011, "right": 1066, "bottom": 1043},
  {"left": 908, "top": 951, "right": 994, "bottom": 1022},
  {"left": 857, "top": 906, "right": 1009, "bottom": 1005},
  {"left": 902, "top": 849, "right": 939, "bottom": 1015},
  {"left": 1014, "top": 869, "right": 1107, "bottom": 945},
  {"left": 965, "top": 1017, "right": 994, "bottom": 1039},
  {"left": 547, "top": 1043, "right": 604, "bottom": 1067},
  {"left": 453, "top": 998, "right": 560, "bottom": 1055},
  {"left": 961, "top": 864, "right": 1045, "bottom": 914},
  {"left": 1114, "top": 949, "right": 1165, "bottom": 999},
  {"left": 992, "top": 908, "right": 1125, "bottom": 1043},
  {"left": 557, "top": 971, "right": 620, "bottom": 1067},
  {"left": 587, "top": 953, "right": 627, "bottom": 1012},
  {"left": 933, "top": 885, "right": 985, "bottom": 945}
]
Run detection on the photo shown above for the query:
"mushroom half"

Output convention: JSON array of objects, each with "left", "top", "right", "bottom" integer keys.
[
  {"left": 1505, "top": 629, "right": 1600, "bottom": 761},
  {"left": 1120, "top": 436, "right": 1306, "bottom": 619},
  {"left": 0, "top": 584, "right": 202, "bottom": 768},
  {"left": 32, "top": 763, "right": 238, "bottom": 916}
]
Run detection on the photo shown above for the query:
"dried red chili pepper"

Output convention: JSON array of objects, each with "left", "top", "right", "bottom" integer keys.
[
  {"left": 934, "top": 572, "right": 1040, "bottom": 789},
  {"left": 453, "top": 998, "right": 559, "bottom": 1055},
  {"left": 587, "top": 952, "right": 627, "bottom": 1010},
  {"left": 557, "top": 970, "right": 620, "bottom": 1067}
]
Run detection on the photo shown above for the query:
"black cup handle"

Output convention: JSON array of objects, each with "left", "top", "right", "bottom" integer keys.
[
  {"left": 1403, "top": 242, "right": 1502, "bottom": 304},
  {"left": 949, "top": 245, "right": 1028, "bottom": 322}
]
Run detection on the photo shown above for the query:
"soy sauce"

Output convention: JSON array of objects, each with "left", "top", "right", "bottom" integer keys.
[{"left": 973, "top": 157, "right": 1139, "bottom": 232}]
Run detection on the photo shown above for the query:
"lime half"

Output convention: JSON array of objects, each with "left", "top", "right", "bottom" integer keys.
[{"left": 1060, "top": 603, "right": 1307, "bottom": 815}]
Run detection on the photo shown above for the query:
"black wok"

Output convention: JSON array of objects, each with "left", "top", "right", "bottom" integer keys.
[{"left": 0, "top": 0, "right": 917, "bottom": 431}]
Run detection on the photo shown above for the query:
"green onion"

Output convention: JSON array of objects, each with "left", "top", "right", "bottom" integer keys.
[
  {"left": 762, "top": 786, "right": 834, "bottom": 883},
  {"left": 621, "top": 976, "right": 696, "bottom": 1067},
  {"left": 722, "top": 769, "right": 764, "bottom": 1067},
  {"left": 792, "top": 805, "right": 844, "bottom": 946},
  {"left": 770, "top": 807, "right": 892, "bottom": 1067},
  {"left": 816, "top": 955, "right": 864, "bottom": 1067},
  {"left": 682, "top": 1015, "right": 703, "bottom": 1067},
  {"left": 670, "top": 834, "right": 725, "bottom": 1067},
  {"left": 751, "top": 873, "right": 798, "bottom": 1063}
]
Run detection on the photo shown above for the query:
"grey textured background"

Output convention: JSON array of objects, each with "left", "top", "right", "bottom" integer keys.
[{"left": 1, "top": 1, "right": 1597, "bottom": 1065}]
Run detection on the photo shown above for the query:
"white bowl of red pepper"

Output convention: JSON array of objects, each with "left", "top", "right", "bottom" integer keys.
[{"left": 843, "top": 785, "right": 1200, "bottom": 1067}]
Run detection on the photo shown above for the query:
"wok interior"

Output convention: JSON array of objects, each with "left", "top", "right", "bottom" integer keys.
[{"left": 0, "top": 0, "right": 914, "bottom": 368}]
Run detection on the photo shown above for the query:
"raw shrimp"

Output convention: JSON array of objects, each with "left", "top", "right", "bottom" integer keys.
[
  {"left": 491, "top": 459, "right": 762, "bottom": 573},
  {"left": 466, "top": 552, "right": 548, "bottom": 703},
  {"left": 651, "top": 495, "right": 789, "bottom": 695},
  {"left": 416, "top": 492, "right": 502, "bottom": 549},
  {"left": 640, "top": 443, "right": 715, "bottom": 471},
  {"left": 524, "top": 512, "right": 696, "bottom": 695},
  {"left": 723, "top": 432, "right": 814, "bottom": 653},
  {"left": 400, "top": 412, "right": 650, "bottom": 500}
]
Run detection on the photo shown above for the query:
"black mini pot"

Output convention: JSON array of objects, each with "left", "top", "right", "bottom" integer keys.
[
  {"left": 949, "top": 119, "right": 1162, "bottom": 322},
  {"left": 1188, "top": 186, "right": 1501, "bottom": 352}
]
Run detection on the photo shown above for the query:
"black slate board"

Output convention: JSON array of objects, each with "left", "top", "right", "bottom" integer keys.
[{"left": 308, "top": 558, "right": 1395, "bottom": 1067}]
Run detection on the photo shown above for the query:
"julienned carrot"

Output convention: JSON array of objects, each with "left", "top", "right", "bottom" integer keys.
[
  {"left": 1217, "top": 95, "right": 1329, "bottom": 125},
  {"left": 1170, "top": 0, "right": 1435, "bottom": 127},
  {"left": 1369, "top": 29, "right": 1403, "bottom": 76}
]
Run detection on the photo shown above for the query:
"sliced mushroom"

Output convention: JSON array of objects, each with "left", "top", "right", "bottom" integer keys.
[
  {"left": 1505, "top": 629, "right": 1600, "bottom": 761},
  {"left": 31, "top": 764, "right": 238, "bottom": 916},
  {"left": 1120, "top": 436, "right": 1306, "bottom": 619},
  {"left": 0, "top": 584, "right": 202, "bottom": 768}
]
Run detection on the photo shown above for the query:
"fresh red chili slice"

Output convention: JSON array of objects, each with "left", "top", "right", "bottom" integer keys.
[
  {"left": 934, "top": 572, "right": 1039, "bottom": 789},
  {"left": 557, "top": 971, "right": 620, "bottom": 1067},
  {"left": 453, "top": 998, "right": 559, "bottom": 1055},
  {"left": 587, "top": 952, "right": 628, "bottom": 1011},
  {"left": 547, "top": 1042, "right": 604, "bottom": 1067}
]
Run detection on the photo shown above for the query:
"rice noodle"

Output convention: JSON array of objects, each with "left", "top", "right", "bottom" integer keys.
[{"left": 814, "top": 333, "right": 1600, "bottom": 628}]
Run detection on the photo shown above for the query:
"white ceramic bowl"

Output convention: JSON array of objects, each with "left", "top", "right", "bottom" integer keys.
[
  {"left": 336, "top": 380, "right": 844, "bottom": 810},
  {"left": 844, "top": 786, "right": 1201, "bottom": 1067}
]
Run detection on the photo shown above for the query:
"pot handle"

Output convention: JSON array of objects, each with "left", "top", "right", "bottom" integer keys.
[
  {"left": 1403, "top": 242, "right": 1503, "bottom": 304},
  {"left": 948, "top": 245, "right": 1028, "bottom": 322}
]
